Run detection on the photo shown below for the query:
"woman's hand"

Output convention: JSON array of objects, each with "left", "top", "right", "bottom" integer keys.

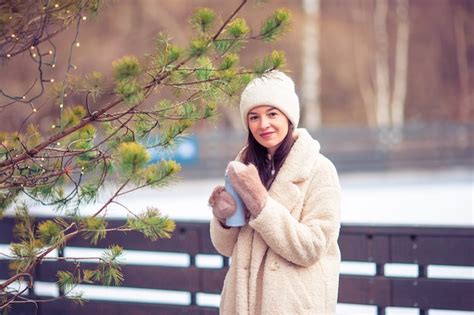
[
  {"left": 227, "top": 161, "right": 268, "bottom": 217},
  {"left": 208, "top": 185, "right": 237, "bottom": 224}
]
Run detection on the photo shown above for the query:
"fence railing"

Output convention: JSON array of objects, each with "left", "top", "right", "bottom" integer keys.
[{"left": 1, "top": 218, "right": 473, "bottom": 315}]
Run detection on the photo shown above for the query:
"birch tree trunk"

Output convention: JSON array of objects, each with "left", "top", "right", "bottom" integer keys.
[
  {"left": 373, "top": 0, "right": 391, "bottom": 127},
  {"left": 352, "top": 1, "right": 376, "bottom": 127},
  {"left": 301, "top": 0, "right": 321, "bottom": 129},
  {"left": 390, "top": 0, "right": 410, "bottom": 127},
  {"left": 453, "top": 5, "right": 472, "bottom": 123}
]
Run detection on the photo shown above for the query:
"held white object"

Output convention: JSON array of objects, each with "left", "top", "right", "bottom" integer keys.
[{"left": 224, "top": 171, "right": 246, "bottom": 227}]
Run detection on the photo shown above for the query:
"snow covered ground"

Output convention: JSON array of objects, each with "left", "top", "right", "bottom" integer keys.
[
  {"left": 32, "top": 166, "right": 470, "bottom": 226},
  {"left": 9, "top": 166, "right": 472, "bottom": 225}
]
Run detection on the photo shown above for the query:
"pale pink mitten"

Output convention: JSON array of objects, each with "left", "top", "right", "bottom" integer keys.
[
  {"left": 208, "top": 185, "right": 237, "bottom": 222},
  {"left": 227, "top": 161, "right": 268, "bottom": 217}
]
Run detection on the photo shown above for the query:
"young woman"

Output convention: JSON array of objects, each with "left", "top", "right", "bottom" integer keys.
[{"left": 208, "top": 71, "right": 341, "bottom": 315}]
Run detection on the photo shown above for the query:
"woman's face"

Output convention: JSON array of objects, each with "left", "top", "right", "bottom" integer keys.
[{"left": 247, "top": 105, "right": 290, "bottom": 155}]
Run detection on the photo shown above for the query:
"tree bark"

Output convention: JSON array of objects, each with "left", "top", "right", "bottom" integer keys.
[
  {"left": 301, "top": 0, "right": 321, "bottom": 129},
  {"left": 453, "top": 5, "right": 472, "bottom": 123},
  {"left": 391, "top": 0, "right": 410, "bottom": 127},
  {"left": 373, "top": 0, "right": 391, "bottom": 127},
  {"left": 352, "top": 0, "right": 376, "bottom": 127}
]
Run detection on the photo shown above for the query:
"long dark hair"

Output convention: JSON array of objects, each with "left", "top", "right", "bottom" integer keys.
[{"left": 242, "top": 125, "right": 295, "bottom": 189}]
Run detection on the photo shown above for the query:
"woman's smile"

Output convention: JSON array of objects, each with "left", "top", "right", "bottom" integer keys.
[
  {"left": 259, "top": 131, "right": 275, "bottom": 139},
  {"left": 248, "top": 105, "right": 290, "bottom": 155}
]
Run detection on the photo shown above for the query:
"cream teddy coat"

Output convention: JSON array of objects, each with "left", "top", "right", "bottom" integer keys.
[{"left": 210, "top": 128, "right": 341, "bottom": 315}]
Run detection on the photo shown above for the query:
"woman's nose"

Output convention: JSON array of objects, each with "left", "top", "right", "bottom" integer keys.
[{"left": 259, "top": 117, "right": 270, "bottom": 129}]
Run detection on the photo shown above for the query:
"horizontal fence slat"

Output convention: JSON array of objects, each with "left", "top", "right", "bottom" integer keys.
[
  {"left": 0, "top": 218, "right": 15, "bottom": 243},
  {"left": 390, "top": 235, "right": 474, "bottom": 266},
  {"left": 339, "top": 276, "right": 474, "bottom": 311},
  {"left": 338, "top": 275, "right": 391, "bottom": 306},
  {"left": 392, "top": 278, "right": 474, "bottom": 311},
  {"left": 40, "top": 299, "right": 218, "bottom": 315},
  {"left": 36, "top": 261, "right": 201, "bottom": 292},
  {"left": 68, "top": 222, "right": 202, "bottom": 254},
  {"left": 340, "top": 224, "right": 474, "bottom": 237},
  {"left": 0, "top": 301, "right": 39, "bottom": 315},
  {"left": 0, "top": 259, "right": 12, "bottom": 279},
  {"left": 200, "top": 268, "right": 227, "bottom": 294},
  {"left": 339, "top": 235, "right": 390, "bottom": 263},
  {"left": 0, "top": 218, "right": 221, "bottom": 255},
  {"left": 36, "top": 262, "right": 228, "bottom": 293}
]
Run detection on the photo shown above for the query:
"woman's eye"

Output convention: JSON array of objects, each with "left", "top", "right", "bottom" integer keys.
[
  {"left": 268, "top": 112, "right": 278, "bottom": 117},
  {"left": 249, "top": 115, "right": 258, "bottom": 121}
]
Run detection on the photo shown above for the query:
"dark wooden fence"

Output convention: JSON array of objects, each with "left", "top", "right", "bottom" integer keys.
[{"left": 1, "top": 217, "right": 473, "bottom": 315}]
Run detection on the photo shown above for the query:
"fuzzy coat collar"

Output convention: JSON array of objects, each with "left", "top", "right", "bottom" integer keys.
[{"left": 267, "top": 128, "right": 321, "bottom": 213}]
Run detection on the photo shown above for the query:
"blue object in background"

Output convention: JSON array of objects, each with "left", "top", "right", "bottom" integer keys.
[{"left": 147, "top": 135, "right": 199, "bottom": 165}]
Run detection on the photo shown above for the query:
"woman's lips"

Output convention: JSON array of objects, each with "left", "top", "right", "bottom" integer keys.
[{"left": 259, "top": 131, "right": 274, "bottom": 138}]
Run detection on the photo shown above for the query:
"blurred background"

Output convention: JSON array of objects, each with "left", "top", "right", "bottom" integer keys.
[
  {"left": 1, "top": 0, "right": 473, "bottom": 261},
  {"left": 3, "top": 0, "right": 473, "bottom": 175},
  {"left": 1, "top": 0, "right": 473, "bottom": 314},
  {"left": 2, "top": 0, "right": 472, "bottom": 221}
]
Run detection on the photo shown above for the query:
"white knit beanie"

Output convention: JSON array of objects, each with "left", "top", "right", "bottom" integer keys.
[{"left": 239, "top": 70, "right": 300, "bottom": 129}]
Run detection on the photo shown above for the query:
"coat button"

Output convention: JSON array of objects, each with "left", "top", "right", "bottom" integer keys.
[
  {"left": 243, "top": 265, "right": 249, "bottom": 270},
  {"left": 270, "top": 261, "right": 279, "bottom": 271}
]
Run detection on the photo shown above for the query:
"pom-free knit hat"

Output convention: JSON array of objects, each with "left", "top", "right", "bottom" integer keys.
[{"left": 239, "top": 70, "right": 300, "bottom": 129}]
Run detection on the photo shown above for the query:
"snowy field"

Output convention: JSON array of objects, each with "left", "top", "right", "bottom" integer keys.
[
  {"left": 8, "top": 166, "right": 472, "bottom": 225},
  {"left": 2, "top": 167, "right": 473, "bottom": 314}
]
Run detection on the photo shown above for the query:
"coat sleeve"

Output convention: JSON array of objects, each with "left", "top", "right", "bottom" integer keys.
[
  {"left": 249, "top": 156, "right": 341, "bottom": 267},
  {"left": 209, "top": 217, "right": 240, "bottom": 257}
]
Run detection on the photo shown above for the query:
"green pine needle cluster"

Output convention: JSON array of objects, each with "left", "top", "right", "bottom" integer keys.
[
  {"left": 81, "top": 217, "right": 107, "bottom": 245},
  {"left": 95, "top": 245, "right": 124, "bottom": 286},
  {"left": 78, "top": 184, "right": 99, "bottom": 204},
  {"left": 138, "top": 160, "right": 181, "bottom": 187},
  {"left": 227, "top": 18, "right": 250, "bottom": 39},
  {"left": 260, "top": 8, "right": 292, "bottom": 42},
  {"left": 196, "top": 57, "right": 214, "bottom": 81},
  {"left": 0, "top": 188, "right": 21, "bottom": 216},
  {"left": 159, "top": 121, "right": 193, "bottom": 148},
  {"left": 113, "top": 56, "right": 144, "bottom": 105},
  {"left": 154, "top": 33, "right": 182, "bottom": 68},
  {"left": 113, "top": 56, "right": 142, "bottom": 81},
  {"left": 219, "top": 53, "right": 239, "bottom": 70},
  {"left": 57, "top": 270, "right": 75, "bottom": 292},
  {"left": 127, "top": 208, "right": 175, "bottom": 241},
  {"left": 37, "top": 220, "right": 64, "bottom": 246},
  {"left": 62, "top": 105, "right": 87, "bottom": 129},
  {"left": 9, "top": 204, "right": 42, "bottom": 272},
  {"left": 115, "top": 79, "right": 144, "bottom": 106},
  {"left": 1, "top": 2, "right": 292, "bottom": 307},
  {"left": 191, "top": 8, "right": 216, "bottom": 33},
  {"left": 55, "top": 245, "right": 124, "bottom": 297},
  {"left": 116, "top": 142, "right": 150, "bottom": 177},
  {"left": 190, "top": 38, "right": 209, "bottom": 58},
  {"left": 253, "top": 50, "right": 287, "bottom": 74},
  {"left": 83, "top": 71, "right": 105, "bottom": 102}
]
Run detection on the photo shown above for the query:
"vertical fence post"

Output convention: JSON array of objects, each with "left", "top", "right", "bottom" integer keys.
[
  {"left": 57, "top": 246, "right": 65, "bottom": 297},
  {"left": 418, "top": 264, "right": 428, "bottom": 315},
  {"left": 376, "top": 262, "right": 385, "bottom": 315},
  {"left": 367, "top": 233, "right": 386, "bottom": 315},
  {"left": 190, "top": 253, "right": 197, "bottom": 306},
  {"left": 222, "top": 256, "right": 230, "bottom": 268}
]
